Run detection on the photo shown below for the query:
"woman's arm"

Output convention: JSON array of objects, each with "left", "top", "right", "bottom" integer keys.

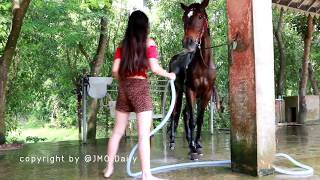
[
  {"left": 112, "top": 59, "right": 120, "bottom": 80},
  {"left": 149, "top": 59, "right": 176, "bottom": 80},
  {"left": 147, "top": 38, "right": 176, "bottom": 80}
]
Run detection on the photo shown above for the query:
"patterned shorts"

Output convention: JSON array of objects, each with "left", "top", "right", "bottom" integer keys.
[{"left": 115, "top": 78, "right": 153, "bottom": 113}]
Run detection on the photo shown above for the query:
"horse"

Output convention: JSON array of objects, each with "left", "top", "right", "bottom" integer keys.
[{"left": 168, "top": 0, "right": 218, "bottom": 160}]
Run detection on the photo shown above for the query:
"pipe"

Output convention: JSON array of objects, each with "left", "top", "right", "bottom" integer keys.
[{"left": 126, "top": 80, "right": 314, "bottom": 177}]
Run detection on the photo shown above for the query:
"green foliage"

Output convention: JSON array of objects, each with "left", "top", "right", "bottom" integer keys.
[
  {"left": 290, "top": 14, "right": 309, "bottom": 36},
  {"left": 273, "top": 10, "right": 304, "bottom": 96},
  {"left": 4, "top": 0, "right": 122, "bottom": 131},
  {"left": 2, "top": 0, "right": 320, "bottom": 138},
  {"left": 4, "top": 114, "right": 19, "bottom": 134},
  {"left": 214, "top": 109, "right": 230, "bottom": 129},
  {"left": 0, "top": 0, "right": 11, "bottom": 55},
  {"left": 6, "top": 136, "right": 20, "bottom": 144},
  {"left": 290, "top": 14, "right": 320, "bottom": 36},
  {"left": 273, "top": 9, "right": 320, "bottom": 96},
  {"left": 25, "top": 136, "right": 47, "bottom": 143}
]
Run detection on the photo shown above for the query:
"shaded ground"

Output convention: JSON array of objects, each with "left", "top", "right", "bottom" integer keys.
[
  {"left": 0, "top": 143, "right": 23, "bottom": 151},
  {"left": 0, "top": 123, "right": 319, "bottom": 180}
]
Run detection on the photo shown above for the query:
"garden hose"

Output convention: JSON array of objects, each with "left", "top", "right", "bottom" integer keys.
[{"left": 126, "top": 80, "right": 314, "bottom": 178}]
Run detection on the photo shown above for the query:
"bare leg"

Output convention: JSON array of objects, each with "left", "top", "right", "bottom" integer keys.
[
  {"left": 104, "top": 110, "right": 129, "bottom": 178},
  {"left": 137, "top": 111, "right": 166, "bottom": 180}
]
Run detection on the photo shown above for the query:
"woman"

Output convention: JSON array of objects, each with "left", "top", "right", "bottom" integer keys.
[{"left": 103, "top": 10, "right": 175, "bottom": 179}]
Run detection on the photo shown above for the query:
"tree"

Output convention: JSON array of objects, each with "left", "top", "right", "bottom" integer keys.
[
  {"left": 0, "top": 0, "right": 31, "bottom": 144},
  {"left": 308, "top": 62, "right": 319, "bottom": 95},
  {"left": 1, "top": 0, "right": 317, "bottom": 141},
  {"left": 298, "top": 15, "right": 314, "bottom": 123},
  {"left": 86, "top": 17, "right": 108, "bottom": 141},
  {"left": 1, "top": 0, "right": 126, "bottom": 142},
  {"left": 274, "top": 8, "right": 286, "bottom": 98}
]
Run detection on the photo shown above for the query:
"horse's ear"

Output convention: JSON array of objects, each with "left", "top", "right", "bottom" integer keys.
[
  {"left": 200, "top": 0, "right": 209, "bottom": 8},
  {"left": 180, "top": 3, "right": 188, "bottom": 11}
]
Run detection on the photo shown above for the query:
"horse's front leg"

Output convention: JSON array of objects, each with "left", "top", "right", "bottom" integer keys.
[
  {"left": 169, "top": 89, "right": 183, "bottom": 150},
  {"left": 195, "top": 96, "right": 210, "bottom": 155},
  {"left": 184, "top": 88, "right": 198, "bottom": 160}
]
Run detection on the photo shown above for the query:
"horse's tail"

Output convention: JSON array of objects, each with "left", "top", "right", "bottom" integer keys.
[{"left": 212, "top": 84, "right": 224, "bottom": 113}]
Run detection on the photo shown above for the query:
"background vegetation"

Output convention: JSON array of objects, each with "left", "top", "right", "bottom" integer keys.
[{"left": 0, "top": 0, "right": 319, "bottom": 143}]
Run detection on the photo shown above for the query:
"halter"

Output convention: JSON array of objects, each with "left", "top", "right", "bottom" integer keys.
[
  {"left": 196, "top": 16, "right": 210, "bottom": 68},
  {"left": 185, "top": 8, "right": 208, "bottom": 48},
  {"left": 195, "top": 16, "right": 208, "bottom": 49},
  {"left": 185, "top": 9, "right": 212, "bottom": 69}
]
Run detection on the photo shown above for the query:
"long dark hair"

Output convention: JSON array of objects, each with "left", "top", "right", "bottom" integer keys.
[{"left": 119, "top": 10, "right": 149, "bottom": 79}]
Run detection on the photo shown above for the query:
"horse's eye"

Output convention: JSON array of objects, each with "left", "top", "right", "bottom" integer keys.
[{"left": 199, "top": 15, "right": 203, "bottom": 19}]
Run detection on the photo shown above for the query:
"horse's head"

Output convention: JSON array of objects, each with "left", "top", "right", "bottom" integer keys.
[{"left": 181, "top": 0, "right": 209, "bottom": 52}]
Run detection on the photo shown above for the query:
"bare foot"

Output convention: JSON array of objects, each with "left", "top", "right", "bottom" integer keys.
[{"left": 103, "top": 166, "right": 114, "bottom": 178}]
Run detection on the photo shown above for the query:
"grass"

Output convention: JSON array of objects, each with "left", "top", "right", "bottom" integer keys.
[
  {"left": 7, "top": 126, "right": 79, "bottom": 143},
  {"left": 7, "top": 120, "right": 110, "bottom": 144}
]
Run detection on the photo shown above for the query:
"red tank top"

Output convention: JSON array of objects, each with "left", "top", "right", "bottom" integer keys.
[{"left": 113, "top": 45, "right": 158, "bottom": 78}]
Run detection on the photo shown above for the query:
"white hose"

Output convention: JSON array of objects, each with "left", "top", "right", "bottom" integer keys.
[
  {"left": 126, "top": 80, "right": 314, "bottom": 177},
  {"left": 273, "top": 153, "right": 314, "bottom": 176}
]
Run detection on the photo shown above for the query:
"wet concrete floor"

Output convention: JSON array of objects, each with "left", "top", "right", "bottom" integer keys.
[{"left": 0, "top": 123, "right": 319, "bottom": 180}]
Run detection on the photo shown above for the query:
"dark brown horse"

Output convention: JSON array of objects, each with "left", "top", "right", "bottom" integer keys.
[{"left": 168, "top": 0, "right": 218, "bottom": 160}]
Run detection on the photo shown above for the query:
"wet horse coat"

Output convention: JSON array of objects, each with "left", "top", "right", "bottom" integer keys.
[{"left": 168, "top": 0, "right": 218, "bottom": 160}]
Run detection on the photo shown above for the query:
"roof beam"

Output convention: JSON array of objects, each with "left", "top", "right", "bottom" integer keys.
[
  {"left": 287, "top": 0, "right": 294, "bottom": 6},
  {"left": 297, "top": 0, "right": 306, "bottom": 9},
  {"left": 273, "top": 0, "right": 320, "bottom": 17},
  {"left": 307, "top": 0, "right": 317, "bottom": 12}
]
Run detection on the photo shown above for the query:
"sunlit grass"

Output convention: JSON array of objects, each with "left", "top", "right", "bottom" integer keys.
[
  {"left": 7, "top": 126, "right": 79, "bottom": 143},
  {"left": 7, "top": 123, "right": 110, "bottom": 143}
]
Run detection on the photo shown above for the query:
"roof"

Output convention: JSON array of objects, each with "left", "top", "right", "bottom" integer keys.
[{"left": 272, "top": 0, "right": 320, "bottom": 18}]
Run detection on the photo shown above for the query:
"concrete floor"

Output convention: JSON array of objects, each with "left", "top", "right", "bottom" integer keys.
[{"left": 0, "top": 123, "right": 319, "bottom": 180}]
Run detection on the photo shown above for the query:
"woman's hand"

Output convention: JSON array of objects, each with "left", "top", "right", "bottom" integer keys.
[{"left": 168, "top": 72, "right": 176, "bottom": 80}]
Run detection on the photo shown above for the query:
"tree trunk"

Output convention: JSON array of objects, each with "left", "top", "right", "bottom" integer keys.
[
  {"left": 308, "top": 62, "right": 319, "bottom": 95},
  {"left": 67, "top": 49, "right": 83, "bottom": 140},
  {"left": 299, "top": 15, "right": 314, "bottom": 124},
  {"left": 274, "top": 9, "right": 286, "bottom": 98},
  {"left": 75, "top": 76, "right": 82, "bottom": 139},
  {"left": 87, "top": 17, "right": 108, "bottom": 141},
  {"left": 0, "top": 0, "right": 31, "bottom": 145}
]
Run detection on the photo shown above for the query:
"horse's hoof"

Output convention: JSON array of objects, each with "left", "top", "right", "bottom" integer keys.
[
  {"left": 189, "top": 153, "right": 199, "bottom": 161},
  {"left": 196, "top": 148, "right": 203, "bottom": 156},
  {"left": 169, "top": 143, "right": 175, "bottom": 150},
  {"left": 196, "top": 143, "right": 203, "bottom": 149}
]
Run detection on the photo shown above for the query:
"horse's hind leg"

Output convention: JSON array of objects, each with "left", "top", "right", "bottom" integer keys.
[{"left": 169, "top": 89, "right": 183, "bottom": 150}]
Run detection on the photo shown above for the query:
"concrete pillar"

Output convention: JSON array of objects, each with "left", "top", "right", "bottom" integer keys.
[{"left": 226, "top": 0, "right": 276, "bottom": 176}]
